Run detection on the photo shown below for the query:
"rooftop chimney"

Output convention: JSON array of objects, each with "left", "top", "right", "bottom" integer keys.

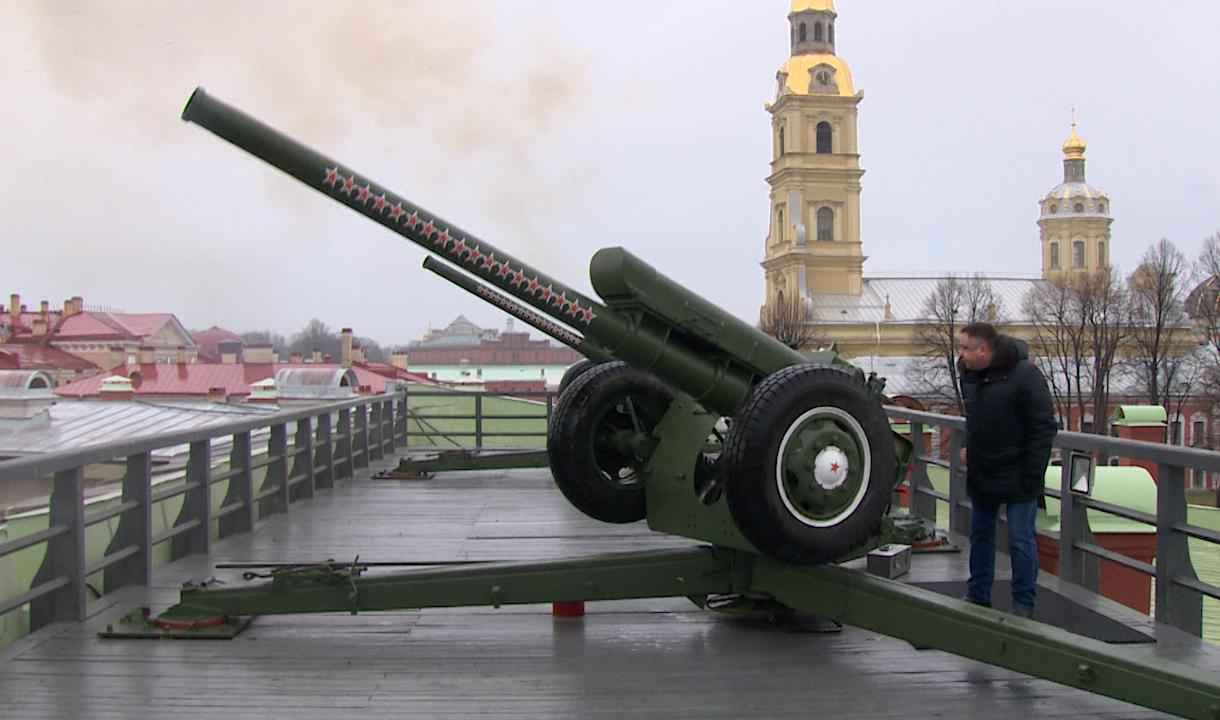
[
  {"left": 244, "top": 344, "right": 276, "bottom": 364},
  {"left": 9, "top": 294, "right": 19, "bottom": 329},
  {"left": 207, "top": 387, "right": 228, "bottom": 403},
  {"left": 138, "top": 346, "right": 155, "bottom": 365},
  {"left": 311, "top": 347, "right": 322, "bottom": 363},
  {"left": 352, "top": 343, "right": 365, "bottom": 364},
  {"left": 290, "top": 351, "right": 304, "bottom": 364},
  {"left": 63, "top": 296, "right": 84, "bottom": 317},
  {"left": 391, "top": 351, "right": 408, "bottom": 371},
  {"left": 341, "top": 327, "right": 353, "bottom": 368},
  {"left": 99, "top": 375, "right": 135, "bottom": 401}
]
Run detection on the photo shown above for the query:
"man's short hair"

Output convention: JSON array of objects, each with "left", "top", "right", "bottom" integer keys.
[{"left": 960, "top": 321, "right": 999, "bottom": 349}]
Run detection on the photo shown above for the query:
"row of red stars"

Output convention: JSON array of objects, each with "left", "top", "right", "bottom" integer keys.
[{"left": 322, "top": 167, "right": 596, "bottom": 325}]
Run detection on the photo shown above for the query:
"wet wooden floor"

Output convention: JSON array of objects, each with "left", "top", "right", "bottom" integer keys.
[{"left": 2, "top": 456, "right": 1219, "bottom": 719}]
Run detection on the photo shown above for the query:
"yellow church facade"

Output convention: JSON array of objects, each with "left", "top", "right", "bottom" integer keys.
[{"left": 760, "top": 0, "right": 1113, "bottom": 362}]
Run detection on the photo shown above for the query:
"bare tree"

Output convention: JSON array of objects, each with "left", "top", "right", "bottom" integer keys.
[
  {"left": 914, "top": 274, "right": 1003, "bottom": 413},
  {"left": 1191, "top": 232, "right": 1220, "bottom": 405},
  {"left": 1128, "top": 239, "right": 1190, "bottom": 418},
  {"left": 1024, "top": 279, "right": 1088, "bottom": 430},
  {"left": 1078, "top": 269, "right": 1129, "bottom": 434},
  {"left": 760, "top": 293, "right": 823, "bottom": 350}
]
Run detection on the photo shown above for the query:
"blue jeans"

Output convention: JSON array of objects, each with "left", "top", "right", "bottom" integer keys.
[{"left": 967, "top": 498, "right": 1039, "bottom": 610}]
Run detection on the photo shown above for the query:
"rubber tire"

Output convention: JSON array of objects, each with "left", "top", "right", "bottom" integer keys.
[
  {"left": 547, "top": 362, "right": 674, "bottom": 523},
  {"left": 557, "top": 359, "right": 598, "bottom": 399},
  {"left": 722, "top": 364, "right": 894, "bottom": 565}
]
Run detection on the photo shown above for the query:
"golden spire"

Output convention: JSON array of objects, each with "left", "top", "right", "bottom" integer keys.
[
  {"left": 1062, "top": 107, "right": 1086, "bottom": 159},
  {"left": 791, "top": 0, "right": 836, "bottom": 13}
]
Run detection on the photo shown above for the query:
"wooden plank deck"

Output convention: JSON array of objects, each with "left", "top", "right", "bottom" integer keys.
[{"left": 2, "top": 455, "right": 1218, "bottom": 719}]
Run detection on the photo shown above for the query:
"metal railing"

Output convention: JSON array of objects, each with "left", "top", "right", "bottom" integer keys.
[
  {"left": 401, "top": 387, "right": 553, "bottom": 449},
  {"left": 0, "top": 392, "right": 407, "bottom": 635},
  {"left": 888, "top": 406, "right": 1220, "bottom": 636}
]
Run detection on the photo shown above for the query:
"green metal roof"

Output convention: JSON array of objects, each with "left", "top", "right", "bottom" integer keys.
[
  {"left": 1110, "top": 405, "right": 1167, "bottom": 427},
  {"left": 1041, "top": 466, "right": 1156, "bottom": 533}
]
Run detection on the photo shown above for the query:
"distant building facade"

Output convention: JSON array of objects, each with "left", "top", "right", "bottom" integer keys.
[{"left": 407, "top": 316, "right": 582, "bottom": 366}]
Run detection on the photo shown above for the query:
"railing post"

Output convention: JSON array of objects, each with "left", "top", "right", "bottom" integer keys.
[
  {"left": 383, "top": 398, "right": 398, "bottom": 455},
  {"left": 1057, "top": 456, "right": 1099, "bottom": 591},
  {"left": 338, "top": 409, "right": 354, "bottom": 479},
  {"left": 266, "top": 423, "right": 290, "bottom": 515},
  {"left": 104, "top": 451, "right": 152, "bottom": 591},
  {"left": 1156, "top": 463, "right": 1203, "bottom": 635},
  {"left": 315, "top": 413, "right": 335, "bottom": 490},
  {"left": 354, "top": 405, "right": 370, "bottom": 468},
  {"left": 475, "top": 394, "right": 484, "bottom": 449},
  {"left": 947, "top": 428, "right": 970, "bottom": 535},
  {"left": 172, "top": 439, "right": 213, "bottom": 560},
  {"left": 401, "top": 386, "right": 411, "bottom": 449},
  {"left": 908, "top": 421, "right": 936, "bottom": 524},
  {"left": 29, "top": 467, "right": 86, "bottom": 630},
  {"left": 291, "top": 416, "right": 315, "bottom": 500},
  {"left": 219, "top": 431, "right": 255, "bottom": 537},
  {"left": 369, "top": 401, "right": 384, "bottom": 461}
]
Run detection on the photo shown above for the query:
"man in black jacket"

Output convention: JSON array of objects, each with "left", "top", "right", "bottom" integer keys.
[{"left": 957, "top": 322, "right": 1057, "bottom": 618}]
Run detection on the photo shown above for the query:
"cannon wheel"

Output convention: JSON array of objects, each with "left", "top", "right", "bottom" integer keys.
[
  {"left": 557, "top": 359, "right": 598, "bottom": 398},
  {"left": 547, "top": 362, "right": 673, "bottom": 523},
  {"left": 722, "top": 364, "right": 894, "bottom": 565}
]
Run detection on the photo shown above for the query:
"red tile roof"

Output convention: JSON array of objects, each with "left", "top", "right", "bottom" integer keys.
[
  {"left": 55, "top": 312, "right": 138, "bottom": 339},
  {"left": 0, "top": 342, "right": 99, "bottom": 372}
]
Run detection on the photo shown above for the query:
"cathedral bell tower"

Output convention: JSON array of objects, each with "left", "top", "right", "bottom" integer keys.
[
  {"left": 1038, "top": 117, "right": 1112, "bottom": 284},
  {"left": 761, "top": 0, "right": 866, "bottom": 318}
]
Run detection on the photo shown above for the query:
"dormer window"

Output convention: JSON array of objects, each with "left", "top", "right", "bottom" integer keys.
[
  {"left": 1050, "top": 203, "right": 1058, "bottom": 213},
  {"left": 1074, "top": 202, "right": 1084, "bottom": 213}
]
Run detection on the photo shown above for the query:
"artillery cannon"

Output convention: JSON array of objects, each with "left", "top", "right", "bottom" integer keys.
[
  {"left": 128, "top": 89, "right": 1220, "bottom": 719},
  {"left": 181, "top": 87, "right": 905, "bottom": 566}
]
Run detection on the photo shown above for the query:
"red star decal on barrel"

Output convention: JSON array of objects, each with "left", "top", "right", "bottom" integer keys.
[
  {"left": 467, "top": 246, "right": 483, "bottom": 264},
  {"left": 451, "top": 238, "right": 466, "bottom": 255},
  {"left": 567, "top": 302, "right": 581, "bottom": 318},
  {"left": 355, "top": 184, "right": 372, "bottom": 204},
  {"left": 554, "top": 292, "right": 568, "bottom": 309},
  {"left": 421, "top": 220, "right": 434, "bottom": 237},
  {"left": 340, "top": 176, "right": 356, "bottom": 195},
  {"left": 540, "top": 285, "right": 554, "bottom": 302},
  {"left": 512, "top": 270, "right": 526, "bottom": 285},
  {"left": 388, "top": 203, "right": 405, "bottom": 221},
  {"left": 527, "top": 278, "right": 539, "bottom": 293},
  {"left": 499, "top": 263, "right": 514, "bottom": 279},
  {"left": 830, "top": 462, "right": 841, "bottom": 473},
  {"left": 405, "top": 211, "right": 420, "bottom": 228},
  {"left": 323, "top": 167, "right": 341, "bottom": 187},
  {"left": 436, "top": 229, "right": 449, "bottom": 246},
  {"left": 482, "top": 254, "right": 497, "bottom": 271},
  {"left": 582, "top": 308, "right": 596, "bottom": 323},
  {"left": 371, "top": 194, "right": 388, "bottom": 213}
]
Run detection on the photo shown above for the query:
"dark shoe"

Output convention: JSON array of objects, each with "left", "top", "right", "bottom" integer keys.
[
  {"left": 1012, "top": 605, "right": 1035, "bottom": 619},
  {"left": 961, "top": 595, "right": 991, "bottom": 608}
]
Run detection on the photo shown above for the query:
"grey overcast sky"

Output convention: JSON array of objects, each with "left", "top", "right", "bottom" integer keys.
[{"left": 3, "top": 1, "right": 1218, "bottom": 346}]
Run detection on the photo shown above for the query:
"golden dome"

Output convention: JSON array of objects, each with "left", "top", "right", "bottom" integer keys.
[
  {"left": 1062, "top": 121, "right": 1086, "bottom": 159},
  {"left": 779, "top": 54, "right": 855, "bottom": 97},
  {"left": 791, "top": 0, "right": 836, "bottom": 13}
]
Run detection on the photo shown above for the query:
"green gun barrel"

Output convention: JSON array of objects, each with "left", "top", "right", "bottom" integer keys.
[
  {"left": 421, "top": 257, "right": 614, "bottom": 364},
  {"left": 181, "top": 87, "right": 768, "bottom": 415}
]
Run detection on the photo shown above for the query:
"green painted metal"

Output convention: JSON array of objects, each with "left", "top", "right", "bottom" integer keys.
[
  {"left": 1111, "top": 405, "right": 1169, "bottom": 427},
  {"left": 378, "top": 450, "right": 550, "bottom": 477},
  {"left": 155, "top": 546, "right": 1220, "bottom": 718}
]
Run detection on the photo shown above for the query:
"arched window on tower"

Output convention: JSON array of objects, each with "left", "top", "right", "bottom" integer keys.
[
  {"left": 1074, "top": 202, "right": 1084, "bottom": 213},
  {"left": 776, "top": 207, "right": 784, "bottom": 243},
  {"left": 829, "top": 23, "right": 834, "bottom": 44},
  {"left": 1098, "top": 241, "right": 1106, "bottom": 266},
  {"left": 799, "top": 23, "right": 806, "bottom": 42},
  {"left": 816, "top": 207, "right": 834, "bottom": 242},
  {"left": 816, "top": 121, "right": 832, "bottom": 154},
  {"left": 778, "top": 126, "right": 785, "bottom": 156},
  {"left": 1050, "top": 242, "right": 1060, "bottom": 269},
  {"left": 1073, "top": 241, "right": 1085, "bottom": 267},
  {"left": 814, "top": 22, "right": 823, "bottom": 42}
]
